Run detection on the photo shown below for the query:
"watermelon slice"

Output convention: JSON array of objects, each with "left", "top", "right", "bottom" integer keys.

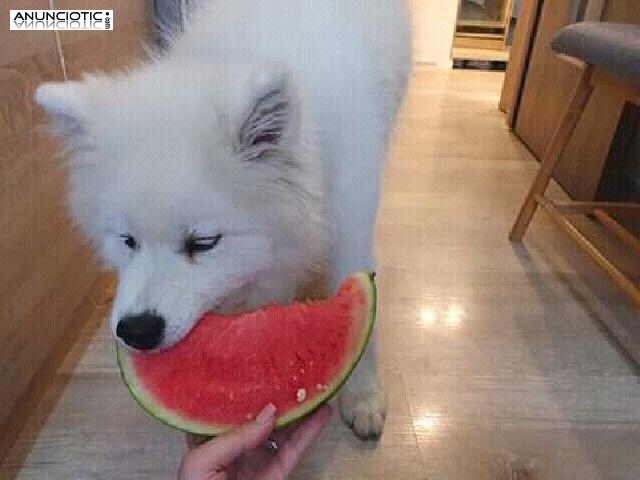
[{"left": 117, "top": 272, "right": 376, "bottom": 435}]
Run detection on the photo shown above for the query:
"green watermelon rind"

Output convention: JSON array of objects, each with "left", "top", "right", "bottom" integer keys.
[{"left": 116, "top": 271, "right": 377, "bottom": 436}]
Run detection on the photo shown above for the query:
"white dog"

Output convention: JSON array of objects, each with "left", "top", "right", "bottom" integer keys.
[{"left": 36, "top": 0, "right": 411, "bottom": 439}]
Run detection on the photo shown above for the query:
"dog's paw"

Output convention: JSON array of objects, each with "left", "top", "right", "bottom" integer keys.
[{"left": 339, "top": 380, "right": 386, "bottom": 440}]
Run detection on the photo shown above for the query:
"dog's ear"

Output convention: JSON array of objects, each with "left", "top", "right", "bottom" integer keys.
[
  {"left": 235, "top": 67, "right": 300, "bottom": 162},
  {"left": 35, "top": 82, "right": 89, "bottom": 140}
]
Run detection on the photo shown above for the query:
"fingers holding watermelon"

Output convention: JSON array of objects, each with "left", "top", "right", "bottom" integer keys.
[
  {"left": 178, "top": 404, "right": 333, "bottom": 480},
  {"left": 187, "top": 433, "right": 213, "bottom": 449},
  {"left": 258, "top": 405, "right": 333, "bottom": 478}
]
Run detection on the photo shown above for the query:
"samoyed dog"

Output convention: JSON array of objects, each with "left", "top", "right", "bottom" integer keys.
[{"left": 36, "top": 0, "right": 411, "bottom": 438}]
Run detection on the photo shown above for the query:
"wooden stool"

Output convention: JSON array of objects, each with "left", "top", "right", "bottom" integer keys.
[{"left": 509, "top": 22, "right": 640, "bottom": 307}]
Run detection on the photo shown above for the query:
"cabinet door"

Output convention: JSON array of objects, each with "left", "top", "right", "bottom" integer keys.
[
  {"left": 514, "top": 0, "right": 579, "bottom": 160},
  {"left": 499, "top": 0, "right": 542, "bottom": 118}
]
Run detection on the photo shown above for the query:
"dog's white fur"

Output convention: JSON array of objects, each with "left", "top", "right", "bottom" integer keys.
[{"left": 36, "top": 0, "right": 411, "bottom": 438}]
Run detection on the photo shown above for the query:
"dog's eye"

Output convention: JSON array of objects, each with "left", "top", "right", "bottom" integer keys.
[
  {"left": 120, "top": 235, "right": 138, "bottom": 250},
  {"left": 185, "top": 234, "right": 222, "bottom": 258}
]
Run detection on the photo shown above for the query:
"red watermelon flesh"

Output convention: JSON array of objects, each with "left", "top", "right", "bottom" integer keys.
[{"left": 117, "top": 272, "right": 376, "bottom": 435}]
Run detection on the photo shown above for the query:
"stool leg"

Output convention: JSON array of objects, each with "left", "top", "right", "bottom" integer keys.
[{"left": 509, "top": 67, "right": 594, "bottom": 241}]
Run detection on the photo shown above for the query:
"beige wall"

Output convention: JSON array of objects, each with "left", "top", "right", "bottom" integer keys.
[{"left": 410, "top": 0, "right": 459, "bottom": 67}]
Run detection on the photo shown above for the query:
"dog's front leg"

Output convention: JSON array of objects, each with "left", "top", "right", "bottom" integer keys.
[
  {"left": 339, "top": 330, "right": 386, "bottom": 439},
  {"left": 327, "top": 136, "right": 389, "bottom": 439}
]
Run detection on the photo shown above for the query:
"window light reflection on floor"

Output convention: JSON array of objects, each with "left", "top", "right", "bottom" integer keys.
[{"left": 418, "top": 304, "right": 466, "bottom": 330}]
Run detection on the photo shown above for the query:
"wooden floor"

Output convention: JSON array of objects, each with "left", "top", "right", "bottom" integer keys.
[{"left": 3, "top": 67, "right": 640, "bottom": 480}]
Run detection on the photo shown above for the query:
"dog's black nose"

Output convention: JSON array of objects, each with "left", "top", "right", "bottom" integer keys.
[{"left": 116, "top": 311, "right": 165, "bottom": 350}]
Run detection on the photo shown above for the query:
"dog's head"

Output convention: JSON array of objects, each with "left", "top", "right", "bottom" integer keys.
[{"left": 36, "top": 63, "right": 326, "bottom": 351}]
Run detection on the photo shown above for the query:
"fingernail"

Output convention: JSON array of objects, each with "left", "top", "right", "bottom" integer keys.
[{"left": 256, "top": 404, "right": 277, "bottom": 423}]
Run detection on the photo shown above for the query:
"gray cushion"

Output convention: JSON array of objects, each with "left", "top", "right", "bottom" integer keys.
[{"left": 552, "top": 22, "right": 640, "bottom": 79}]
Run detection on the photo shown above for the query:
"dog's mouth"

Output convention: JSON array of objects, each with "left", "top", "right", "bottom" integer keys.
[
  {"left": 211, "top": 297, "right": 249, "bottom": 314},
  {"left": 114, "top": 278, "right": 259, "bottom": 351},
  {"left": 209, "top": 279, "right": 258, "bottom": 315}
]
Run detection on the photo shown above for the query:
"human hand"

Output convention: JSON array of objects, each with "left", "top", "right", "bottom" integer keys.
[{"left": 178, "top": 404, "right": 333, "bottom": 480}]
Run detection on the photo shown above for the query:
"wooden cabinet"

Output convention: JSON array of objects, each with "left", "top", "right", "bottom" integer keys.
[
  {"left": 453, "top": 0, "right": 515, "bottom": 61},
  {"left": 0, "top": 0, "right": 152, "bottom": 460}
]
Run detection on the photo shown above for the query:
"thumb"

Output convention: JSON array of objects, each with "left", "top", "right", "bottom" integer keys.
[{"left": 185, "top": 404, "right": 277, "bottom": 474}]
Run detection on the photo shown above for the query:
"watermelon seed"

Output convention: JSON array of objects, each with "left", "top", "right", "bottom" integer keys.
[
  {"left": 293, "top": 376, "right": 298, "bottom": 381},
  {"left": 296, "top": 388, "right": 307, "bottom": 402},
  {"left": 300, "top": 368, "right": 305, "bottom": 374}
]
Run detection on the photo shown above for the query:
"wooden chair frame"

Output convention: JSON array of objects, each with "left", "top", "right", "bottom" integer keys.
[{"left": 510, "top": 56, "right": 640, "bottom": 307}]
